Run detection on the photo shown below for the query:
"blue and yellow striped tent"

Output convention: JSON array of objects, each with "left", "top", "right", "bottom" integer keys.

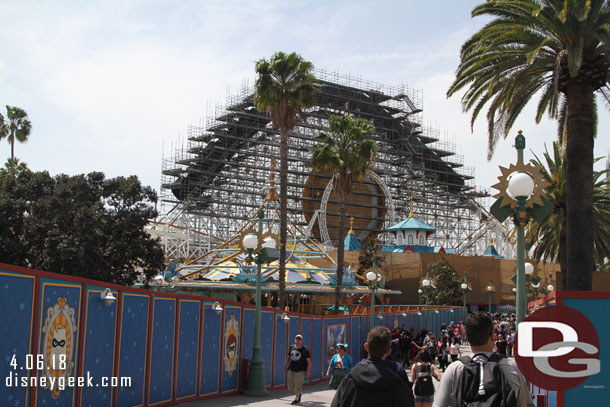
[{"left": 200, "top": 253, "right": 332, "bottom": 284}]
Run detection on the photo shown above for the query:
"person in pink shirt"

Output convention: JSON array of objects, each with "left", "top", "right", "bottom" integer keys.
[{"left": 453, "top": 324, "right": 462, "bottom": 345}]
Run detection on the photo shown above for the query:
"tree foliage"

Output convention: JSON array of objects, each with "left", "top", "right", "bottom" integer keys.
[
  {"left": 254, "top": 51, "right": 317, "bottom": 310},
  {"left": 357, "top": 233, "right": 385, "bottom": 279},
  {"left": 311, "top": 114, "right": 377, "bottom": 314},
  {"left": 0, "top": 169, "right": 164, "bottom": 285},
  {"left": 0, "top": 106, "right": 32, "bottom": 178},
  {"left": 428, "top": 260, "right": 462, "bottom": 306},
  {"left": 448, "top": 0, "right": 610, "bottom": 290},
  {"left": 526, "top": 142, "right": 610, "bottom": 277}
]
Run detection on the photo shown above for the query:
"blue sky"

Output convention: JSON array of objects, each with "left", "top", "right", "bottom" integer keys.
[{"left": 1, "top": 0, "right": 608, "bottom": 199}]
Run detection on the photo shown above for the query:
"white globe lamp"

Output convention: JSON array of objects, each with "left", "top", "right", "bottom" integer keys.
[
  {"left": 508, "top": 172, "right": 535, "bottom": 198},
  {"left": 262, "top": 236, "right": 276, "bottom": 249},
  {"left": 243, "top": 233, "right": 258, "bottom": 250}
]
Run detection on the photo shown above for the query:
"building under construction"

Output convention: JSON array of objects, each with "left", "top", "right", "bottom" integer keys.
[{"left": 156, "top": 70, "right": 510, "bottom": 263}]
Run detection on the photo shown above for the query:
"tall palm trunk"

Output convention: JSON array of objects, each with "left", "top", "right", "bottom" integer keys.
[
  {"left": 10, "top": 137, "right": 15, "bottom": 178},
  {"left": 335, "top": 186, "right": 347, "bottom": 315},
  {"left": 565, "top": 81, "right": 595, "bottom": 291},
  {"left": 278, "top": 129, "right": 288, "bottom": 310}
]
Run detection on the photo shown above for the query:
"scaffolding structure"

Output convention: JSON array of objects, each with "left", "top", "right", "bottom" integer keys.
[{"left": 154, "top": 69, "right": 511, "bottom": 263}]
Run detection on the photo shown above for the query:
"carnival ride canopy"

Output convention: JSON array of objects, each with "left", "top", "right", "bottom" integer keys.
[{"left": 198, "top": 252, "right": 331, "bottom": 284}]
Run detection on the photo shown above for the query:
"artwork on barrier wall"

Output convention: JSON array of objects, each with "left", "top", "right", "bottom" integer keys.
[
  {"left": 326, "top": 323, "right": 347, "bottom": 364},
  {"left": 223, "top": 314, "right": 239, "bottom": 378},
  {"left": 41, "top": 296, "right": 78, "bottom": 399}
]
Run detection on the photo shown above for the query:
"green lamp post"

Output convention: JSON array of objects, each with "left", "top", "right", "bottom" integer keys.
[
  {"left": 460, "top": 273, "right": 471, "bottom": 320},
  {"left": 420, "top": 268, "right": 435, "bottom": 331},
  {"left": 243, "top": 209, "right": 280, "bottom": 396},
  {"left": 366, "top": 258, "right": 383, "bottom": 329},
  {"left": 490, "top": 131, "right": 551, "bottom": 327},
  {"left": 486, "top": 279, "right": 496, "bottom": 314}
]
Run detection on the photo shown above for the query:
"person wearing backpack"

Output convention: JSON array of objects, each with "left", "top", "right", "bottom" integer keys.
[
  {"left": 432, "top": 312, "right": 533, "bottom": 407},
  {"left": 331, "top": 326, "right": 415, "bottom": 407},
  {"left": 410, "top": 350, "right": 442, "bottom": 406}
]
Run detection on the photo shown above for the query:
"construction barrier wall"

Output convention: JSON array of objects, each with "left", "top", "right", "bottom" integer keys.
[{"left": 0, "top": 263, "right": 464, "bottom": 407}]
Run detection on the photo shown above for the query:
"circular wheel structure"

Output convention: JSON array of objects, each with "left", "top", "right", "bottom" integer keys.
[{"left": 318, "top": 171, "right": 396, "bottom": 245}]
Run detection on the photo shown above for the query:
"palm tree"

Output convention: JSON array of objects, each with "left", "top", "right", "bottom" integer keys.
[
  {"left": 0, "top": 106, "right": 32, "bottom": 178},
  {"left": 0, "top": 157, "right": 29, "bottom": 179},
  {"left": 254, "top": 52, "right": 317, "bottom": 310},
  {"left": 311, "top": 114, "right": 377, "bottom": 314},
  {"left": 526, "top": 142, "right": 610, "bottom": 288},
  {"left": 447, "top": 0, "right": 610, "bottom": 290}
]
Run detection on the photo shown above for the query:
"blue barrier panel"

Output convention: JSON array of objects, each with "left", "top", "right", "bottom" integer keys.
[
  {"left": 301, "top": 318, "right": 312, "bottom": 384},
  {"left": 350, "top": 317, "right": 360, "bottom": 362},
  {"left": 311, "top": 318, "right": 321, "bottom": 381},
  {"left": 261, "top": 310, "right": 274, "bottom": 388},
  {"left": 175, "top": 300, "right": 200, "bottom": 401},
  {"left": 221, "top": 305, "right": 241, "bottom": 394},
  {"left": 241, "top": 307, "right": 255, "bottom": 361},
  {"left": 360, "top": 316, "right": 368, "bottom": 359},
  {"left": 273, "top": 313, "right": 287, "bottom": 387},
  {"left": 301, "top": 318, "right": 312, "bottom": 348},
  {"left": 397, "top": 313, "right": 405, "bottom": 330},
  {"left": 200, "top": 302, "right": 222, "bottom": 396},
  {"left": 0, "top": 269, "right": 35, "bottom": 407},
  {"left": 148, "top": 297, "right": 176, "bottom": 406},
  {"left": 116, "top": 292, "right": 149, "bottom": 407},
  {"left": 35, "top": 278, "right": 82, "bottom": 407},
  {"left": 288, "top": 316, "right": 300, "bottom": 353},
  {"left": 80, "top": 285, "right": 118, "bottom": 407}
]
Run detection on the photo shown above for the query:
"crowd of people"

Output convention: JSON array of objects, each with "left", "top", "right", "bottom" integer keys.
[{"left": 302, "top": 311, "right": 532, "bottom": 407}]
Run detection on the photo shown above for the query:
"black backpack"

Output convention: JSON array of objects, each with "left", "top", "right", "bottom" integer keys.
[
  {"left": 455, "top": 353, "right": 517, "bottom": 407},
  {"left": 414, "top": 363, "right": 435, "bottom": 397},
  {"left": 426, "top": 344, "right": 438, "bottom": 359}
]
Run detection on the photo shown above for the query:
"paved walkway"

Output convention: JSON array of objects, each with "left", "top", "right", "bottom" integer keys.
[
  {"left": 179, "top": 381, "right": 336, "bottom": 407},
  {"left": 183, "top": 343, "right": 481, "bottom": 407}
]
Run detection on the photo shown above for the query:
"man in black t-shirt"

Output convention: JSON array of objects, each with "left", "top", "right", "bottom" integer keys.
[{"left": 286, "top": 334, "right": 311, "bottom": 405}]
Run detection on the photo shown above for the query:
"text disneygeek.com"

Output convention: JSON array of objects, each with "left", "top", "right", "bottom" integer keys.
[{"left": 5, "top": 372, "right": 132, "bottom": 390}]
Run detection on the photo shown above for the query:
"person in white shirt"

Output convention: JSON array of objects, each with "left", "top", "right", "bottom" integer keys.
[{"left": 432, "top": 312, "right": 533, "bottom": 407}]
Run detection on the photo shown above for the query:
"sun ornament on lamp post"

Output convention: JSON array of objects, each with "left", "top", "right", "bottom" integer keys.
[
  {"left": 242, "top": 209, "right": 280, "bottom": 397},
  {"left": 489, "top": 130, "right": 552, "bottom": 327}
]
